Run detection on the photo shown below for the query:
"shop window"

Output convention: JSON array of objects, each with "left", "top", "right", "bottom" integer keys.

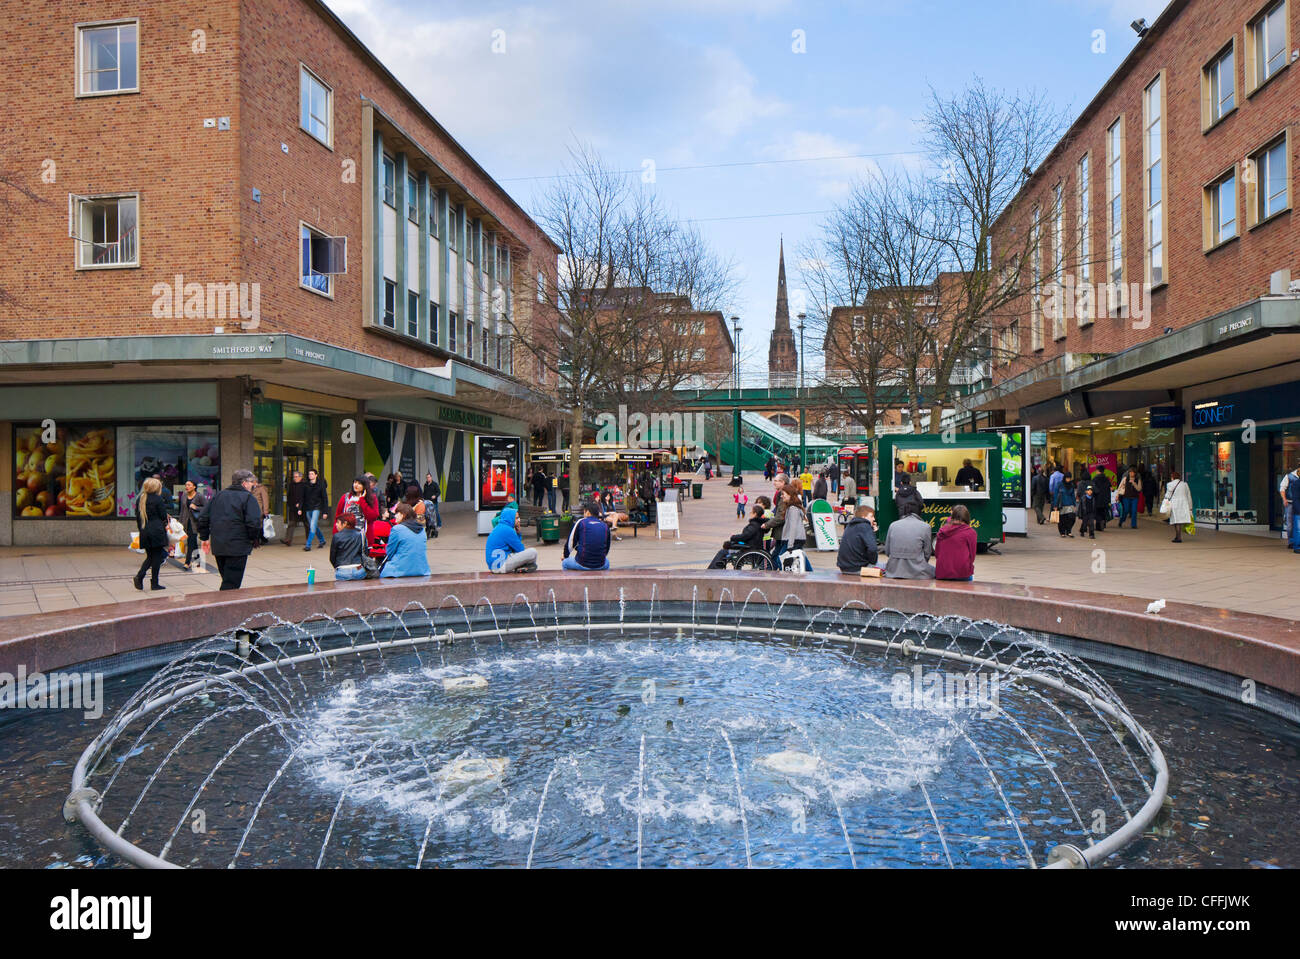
[
  {"left": 78, "top": 20, "right": 138, "bottom": 96},
  {"left": 70, "top": 193, "right": 138, "bottom": 269}
]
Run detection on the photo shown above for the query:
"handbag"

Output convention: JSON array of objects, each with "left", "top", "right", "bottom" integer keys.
[{"left": 1049, "top": 509, "right": 1060, "bottom": 523}]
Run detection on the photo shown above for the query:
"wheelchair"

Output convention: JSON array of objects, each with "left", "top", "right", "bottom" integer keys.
[{"left": 722, "top": 546, "right": 777, "bottom": 571}]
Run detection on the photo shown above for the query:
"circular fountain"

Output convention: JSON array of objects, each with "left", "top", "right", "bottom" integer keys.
[{"left": 60, "top": 592, "right": 1172, "bottom": 869}]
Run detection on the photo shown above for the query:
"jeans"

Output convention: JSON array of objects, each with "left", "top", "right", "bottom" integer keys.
[
  {"left": 334, "top": 565, "right": 366, "bottom": 580},
  {"left": 1291, "top": 513, "right": 1300, "bottom": 550},
  {"left": 1119, "top": 498, "right": 1138, "bottom": 528},
  {"left": 562, "top": 555, "right": 609, "bottom": 571},
  {"left": 547, "top": 488, "right": 556, "bottom": 512},
  {"left": 736, "top": 504, "right": 745, "bottom": 518},
  {"left": 306, "top": 509, "right": 326, "bottom": 547}
]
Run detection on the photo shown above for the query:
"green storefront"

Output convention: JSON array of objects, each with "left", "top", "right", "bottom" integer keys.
[{"left": 874, "top": 434, "right": 1004, "bottom": 548}]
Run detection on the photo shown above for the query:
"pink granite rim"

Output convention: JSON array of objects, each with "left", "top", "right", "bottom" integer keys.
[{"left": 2, "top": 570, "right": 1298, "bottom": 699}]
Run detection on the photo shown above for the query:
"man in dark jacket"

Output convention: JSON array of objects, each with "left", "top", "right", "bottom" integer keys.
[
  {"left": 197, "top": 469, "right": 264, "bottom": 590},
  {"left": 837, "top": 505, "right": 880, "bottom": 574},
  {"left": 300, "top": 468, "right": 329, "bottom": 550},
  {"left": 281, "top": 470, "right": 308, "bottom": 546},
  {"left": 812, "top": 471, "right": 828, "bottom": 502},
  {"left": 1090, "top": 469, "right": 1111, "bottom": 531},
  {"left": 1030, "top": 466, "right": 1049, "bottom": 524},
  {"left": 531, "top": 467, "right": 548, "bottom": 508},
  {"left": 708, "top": 504, "right": 768, "bottom": 568}
]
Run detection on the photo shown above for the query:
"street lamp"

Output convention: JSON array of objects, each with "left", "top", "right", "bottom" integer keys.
[
  {"left": 731, "top": 315, "right": 741, "bottom": 390},
  {"left": 797, "top": 312, "right": 806, "bottom": 470},
  {"left": 731, "top": 315, "right": 742, "bottom": 479}
]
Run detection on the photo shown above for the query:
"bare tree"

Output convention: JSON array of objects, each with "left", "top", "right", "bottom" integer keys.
[{"left": 505, "top": 143, "right": 736, "bottom": 507}]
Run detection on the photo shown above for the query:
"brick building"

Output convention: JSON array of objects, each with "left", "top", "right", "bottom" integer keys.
[
  {"left": 0, "top": 0, "right": 560, "bottom": 545},
  {"left": 965, "top": 0, "right": 1298, "bottom": 531}
]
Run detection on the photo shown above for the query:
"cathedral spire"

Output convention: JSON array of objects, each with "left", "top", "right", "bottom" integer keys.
[
  {"left": 768, "top": 238, "right": 798, "bottom": 384},
  {"left": 774, "top": 237, "right": 790, "bottom": 332}
]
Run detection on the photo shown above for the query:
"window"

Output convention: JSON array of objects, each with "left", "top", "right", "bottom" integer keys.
[
  {"left": 536, "top": 270, "right": 545, "bottom": 303},
  {"left": 383, "top": 280, "right": 396, "bottom": 328},
  {"left": 1249, "top": 1, "right": 1289, "bottom": 91},
  {"left": 429, "top": 303, "right": 440, "bottom": 346},
  {"left": 406, "top": 174, "right": 418, "bottom": 223},
  {"left": 1052, "top": 182, "right": 1065, "bottom": 339},
  {"left": 1078, "top": 154, "right": 1093, "bottom": 325},
  {"left": 1203, "top": 44, "right": 1236, "bottom": 127},
  {"left": 299, "top": 66, "right": 331, "bottom": 145},
  {"left": 382, "top": 155, "right": 395, "bottom": 208},
  {"left": 449, "top": 311, "right": 458, "bottom": 352},
  {"left": 71, "top": 194, "right": 138, "bottom": 268},
  {"left": 465, "top": 319, "right": 474, "bottom": 360},
  {"left": 482, "top": 327, "right": 490, "bottom": 363},
  {"left": 407, "top": 290, "right": 419, "bottom": 337},
  {"left": 852, "top": 315, "right": 865, "bottom": 330},
  {"left": 1030, "top": 206, "right": 1043, "bottom": 351},
  {"left": 466, "top": 221, "right": 478, "bottom": 264},
  {"left": 1144, "top": 76, "right": 1165, "bottom": 287},
  {"left": 1107, "top": 118, "right": 1125, "bottom": 314},
  {"left": 300, "top": 224, "right": 346, "bottom": 295},
  {"left": 429, "top": 189, "right": 441, "bottom": 237},
  {"left": 496, "top": 334, "right": 503, "bottom": 370},
  {"left": 78, "top": 20, "right": 138, "bottom": 95},
  {"left": 1250, "top": 136, "right": 1290, "bottom": 223},
  {"left": 1205, "top": 169, "right": 1238, "bottom": 248}
]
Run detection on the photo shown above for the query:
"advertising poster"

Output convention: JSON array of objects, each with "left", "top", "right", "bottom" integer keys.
[
  {"left": 116, "top": 427, "right": 220, "bottom": 516},
  {"left": 474, "top": 436, "right": 521, "bottom": 512},
  {"left": 980, "top": 425, "right": 1029, "bottom": 536},
  {"left": 1085, "top": 452, "right": 1120, "bottom": 486},
  {"left": 13, "top": 425, "right": 116, "bottom": 520}
]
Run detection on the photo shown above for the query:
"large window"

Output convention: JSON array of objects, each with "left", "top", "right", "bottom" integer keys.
[
  {"left": 1077, "top": 154, "right": 1093, "bottom": 325},
  {"left": 383, "top": 280, "right": 396, "bottom": 328},
  {"left": 1030, "top": 207, "right": 1043, "bottom": 351},
  {"left": 72, "top": 194, "right": 138, "bottom": 268},
  {"left": 301, "top": 223, "right": 345, "bottom": 296},
  {"left": 407, "top": 290, "right": 419, "bottom": 337},
  {"left": 1205, "top": 169, "right": 1238, "bottom": 248},
  {"left": 1107, "top": 118, "right": 1125, "bottom": 314},
  {"left": 1250, "top": 136, "right": 1290, "bottom": 224},
  {"left": 406, "top": 174, "right": 419, "bottom": 223},
  {"left": 1203, "top": 43, "right": 1236, "bottom": 127},
  {"left": 299, "top": 66, "right": 331, "bottom": 146},
  {"left": 1249, "top": 1, "right": 1289, "bottom": 92},
  {"left": 429, "top": 302, "right": 440, "bottom": 347},
  {"left": 382, "top": 155, "right": 396, "bottom": 208},
  {"left": 1144, "top": 75, "right": 1165, "bottom": 287},
  {"left": 449, "top": 310, "right": 458, "bottom": 352},
  {"left": 1052, "top": 183, "right": 1065, "bottom": 340},
  {"left": 77, "top": 20, "right": 138, "bottom": 96}
]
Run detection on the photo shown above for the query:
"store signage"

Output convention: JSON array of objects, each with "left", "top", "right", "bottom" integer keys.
[
  {"left": 1030, "top": 431, "right": 1048, "bottom": 446},
  {"left": 439, "top": 406, "right": 493, "bottom": 430},
  {"left": 212, "top": 344, "right": 274, "bottom": 356},
  {"left": 1149, "top": 406, "right": 1185, "bottom": 428},
  {"left": 1192, "top": 400, "right": 1237, "bottom": 428}
]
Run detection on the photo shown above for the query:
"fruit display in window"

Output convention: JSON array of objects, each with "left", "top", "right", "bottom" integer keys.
[{"left": 13, "top": 426, "right": 116, "bottom": 519}]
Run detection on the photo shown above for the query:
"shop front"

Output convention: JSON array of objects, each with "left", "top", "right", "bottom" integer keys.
[
  {"left": 252, "top": 386, "right": 358, "bottom": 525},
  {"left": 1182, "top": 380, "right": 1300, "bottom": 532},
  {"left": 1042, "top": 415, "right": 1177, "bottom": 489}
]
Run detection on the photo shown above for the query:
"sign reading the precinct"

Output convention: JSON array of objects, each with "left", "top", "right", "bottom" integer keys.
[{"left": 439, "top": 406, "right": 492, "bottom": 430}]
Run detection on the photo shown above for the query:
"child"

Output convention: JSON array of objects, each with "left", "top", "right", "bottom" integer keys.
[
  {"left": 734, "top": 485, "right": 748, "bottom": 519},
  {"left": 1078, "top": 484, "right": 1097, "bottom": 539}
]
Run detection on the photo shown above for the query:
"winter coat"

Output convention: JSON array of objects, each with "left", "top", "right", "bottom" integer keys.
[
  {"left": 565, "top": 515, "right": 612, "bottom": 569},
  {"left": 422, "top": 479, "right": 439, "bottom": 502},
  {"left": 1030, "top": 473, "right": 1049, "bottom": 502},
  {"left": 934, "top": 520, "right": 976, "bottom": 580},
  {"left": 301, "top": 479, "right": 329, "bottom": 513},
  {"left": 329, "top": 527, "right": 365, "bottom": 568},
  {"left": 882, "top": 514, "right": 935, "bottom": 580},
  {"left": 197, "top": 484, "right": 262, "bottom": 557},
  {"left": 335, "top": 491, "right": 381, "bottom": 535},
  {"left": 726, "top": 516, "right": 767, "bottom": 550},
  {"left": 286, "top": 479, "right": 306, "bottom": 515},
  {"left": 380, "top": 520, "right": 430, "bottom": 577},
  {"left": 836, "top": 516, "right": 879, "bottom": 573},
  {"left": 781, "top": 504, "right": 808, "bottom": 547},
  {"left": 485, "top": 506, "right": 527, "bottom": 571},
  {"left": 250, "top": 482, "right": 270, "bottom": 517},
  {"left": 1163, "top": 480, "right": 1193, "bottom": 526},
  {"left": 136, "top": 493, "right": 169, "bottom": 550},
  {"left": 178, "top": 490, "right": 206, "bottom": 535},
  {"left": 1053, "top": 484, "right": 1078, "bottom": 512},
  {"left": 812, "top": 476, "right": 828, "bottom": 501},
  {"left": 895, "top": 484, "right": 925, "bottom": 518}
]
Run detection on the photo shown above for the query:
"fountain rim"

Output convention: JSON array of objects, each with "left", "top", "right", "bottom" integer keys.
[{"left": 68, "top": 617, "right": 1169, "bottom": 871}]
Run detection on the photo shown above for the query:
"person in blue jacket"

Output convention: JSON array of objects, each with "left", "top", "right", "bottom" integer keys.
[
  {"left": 379, "top": 502, "right": 431, "bottom": 577},
  {"left": 563, "top": 501, "right": 612, "bottom": 571},
  {"left": 484, "top": 504, "right": 539, "bottom": 573}
]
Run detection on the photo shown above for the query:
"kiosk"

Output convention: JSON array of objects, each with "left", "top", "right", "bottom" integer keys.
[{"left": 875, "top": 434, "right": 1003, "bottom": 549}]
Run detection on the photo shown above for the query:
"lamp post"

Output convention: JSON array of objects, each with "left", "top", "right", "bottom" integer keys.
[
  {"left": 731, "top": 315, "right": 742, "bottom": 478},
  {"left": 797, "top": 312, "right": 806, "bottom": 472}
]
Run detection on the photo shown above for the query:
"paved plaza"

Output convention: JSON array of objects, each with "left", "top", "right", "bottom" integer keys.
[{"left": 2, "top": 477, "right": 1296, "bottom": 620}]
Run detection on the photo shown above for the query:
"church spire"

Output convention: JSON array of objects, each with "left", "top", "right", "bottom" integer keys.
[
  {"left": 774, "top": 237, "right": 790, "bottom": 332},
  {"left": 768, "top": 238, "right": 798, "bottom": 384}
]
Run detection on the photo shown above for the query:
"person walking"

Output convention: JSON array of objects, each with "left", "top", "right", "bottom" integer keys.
[
  {"left": 530, "top": 467, "right": 547, "bottom": 508},
  {"left": 1281, "top": 464, "right": 1300, "bottom": 549},
  {"left": 329, "top": 512, "right": 368, "bottom": 580},
  {"left": 196, "top": 469, "right": 264, "bottom": 590},
  {"left": 300, "top": 468, "right": 329, "bottom": 551},
  {"left": 1053, "top": 475, "right": 1078, "bottom": 538},
  {"left": 800, "top": 468, "right": 814, "bottom": 508},
  {"left": 1078, "top": 484, "right": 1098, "bottom": 539},
  {"left": 1090, "top": 467, "right": 1111, "bottom": 532},
  {"left": 934, "top": 505, "right": 977, "bottom": 581},
  {"left": 281, "top": 470, "right": 308, "bottom": 546},
  {"left": 812, "top": 470, "right": 828, "bottom": 503},
  {"left": 563, "top": 501, "right": 613, "bottom": 571},
  {"left": 1049, "top": 463, "right": 1065, "bottom": 501},
  {"left": 1141, "top": 466, "right": 1159, "bottom": 516},
  {"left": 421, "top": 472, "right": 442, "bottom": 531},
  {"left": 177, "top": 480, "right": 206, "bottom": 570},
  {"left": 133, "top": 476, "right": 170, "bottom": 591},
  {"left": 836, "top": 505, "right": 879, "bottom": 574},
  {"left": 1030, "top": 466, "right": 1049, "bottom": 525},
  {"left": 1162, "top": 471, "right": 1194, "bottom": 543},
  {"left": 380, "top": 503, "right": 432, "bottom": 578},
  {"left": 1118, "top": 468, "right": 1141, "bottom": 530}
]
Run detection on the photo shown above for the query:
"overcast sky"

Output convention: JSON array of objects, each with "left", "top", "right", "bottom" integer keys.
[{"left": 325, "top": 0, "right": 1169, "bottom": 374}]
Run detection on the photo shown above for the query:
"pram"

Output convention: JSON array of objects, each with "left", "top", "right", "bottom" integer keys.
[{"left": 363, "top": 520, "right": 391, "bottom": 577}]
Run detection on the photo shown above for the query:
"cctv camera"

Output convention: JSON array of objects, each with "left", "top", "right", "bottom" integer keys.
[{"left": 1131, "top": 19, "right": 1149, "bottom": 36}]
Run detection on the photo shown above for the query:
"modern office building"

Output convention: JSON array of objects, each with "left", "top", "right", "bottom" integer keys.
[
  {"left": 965, "top": 0, "right": 1298, "bottom": 531},
  {"left": 0, "top": 0, "right": 560, "bottom": 545}
]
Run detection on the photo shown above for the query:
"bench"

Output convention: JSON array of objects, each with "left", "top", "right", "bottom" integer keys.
[{"left": 516, "top": 503, "right": 546, "bottom": 528}]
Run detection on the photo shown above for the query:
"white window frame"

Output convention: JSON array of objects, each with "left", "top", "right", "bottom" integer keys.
[
  {"left": 1249, "top": 134, "right": 1291, "bottom": 225},
  {"left": 1143, "top": 74, "right": 1167, "bottom": 288},
  {"left": 70, "top": 192, "right": 140, "bottom": 269},
  {"left": 1204, "top": 167, "right": 1239, "bottom": 249},
  {"left": 1203, "top": 42, "right": 1237, "bottom": 129},
  {"left": 1247, "top": 0, "right": 1290, "bottom": 93},
  {"left": 76, "top": 19, "right": 140, "bottom": 97},
  {"left": 1107, "top": 117, "right": 1126, "bottom": 315},
  {"left": 300, "top": 222, "right": 345, "bottom": 298},
  {"left": 299, "top": 64, "right": 332, "bottom": 148}
]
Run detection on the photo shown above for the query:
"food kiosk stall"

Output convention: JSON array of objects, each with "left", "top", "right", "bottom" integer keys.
[
  {"left": 530, "top": 446, "right": 670, "bottom": 505},
  {"left": 836, "top": 445, "right": 875, "bottom": 507},
  {"left": 874, "top": 434, "right": 1003, "bottom": 549}
]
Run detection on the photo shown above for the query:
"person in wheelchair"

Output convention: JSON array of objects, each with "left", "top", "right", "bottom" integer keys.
[{"left": 707, "top": 503, "right": 769, "bottom": 569}]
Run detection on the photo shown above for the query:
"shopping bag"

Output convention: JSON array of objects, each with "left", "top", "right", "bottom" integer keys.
[
  {"left": 166, "top": 517, "right": 185, "bottom": 544},
  {"left": 1049, "top": 510, "right": 1060, "bottom": 524},
  {"left": 170, "top": 534, "right": 187, "bottom": 558},
  {"left": 262, "top": 516, "right": 276, "bottom": 540},
  {"left": 1184, "top": 522, "right": 1197, "bottom": 537},
  {"left": 128, "top": 532, "right": 144, "bottom": 554}
]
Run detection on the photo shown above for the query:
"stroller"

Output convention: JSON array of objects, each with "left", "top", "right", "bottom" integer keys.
[{"left": 363, "top": 520, "right": 391, "bottom": 577}]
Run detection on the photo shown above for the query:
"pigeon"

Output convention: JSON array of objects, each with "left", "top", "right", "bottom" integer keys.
[{"left": 1146, "top": 599, "right": 1166, "bottom": 615}]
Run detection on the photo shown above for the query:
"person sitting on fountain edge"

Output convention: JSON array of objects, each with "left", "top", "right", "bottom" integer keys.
[
  {"left": 485, "top": 504, "right": 539, "bottom": 573},
  {"left": 836, "top": 505, "right": 879, "bottom": 574},
  {"left": 562, "top": 501, "right": 612, "bottom": 571},
  {"left": 708, "top": 502, "right": 768, "bottom": 568}
]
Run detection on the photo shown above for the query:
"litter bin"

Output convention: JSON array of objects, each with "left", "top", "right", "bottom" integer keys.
[
  {"left": 538, "top": 512, "right": 560, "bottom": 544},
  {"left": 692, "top": 482, "right": 703, "bottom": 500}
]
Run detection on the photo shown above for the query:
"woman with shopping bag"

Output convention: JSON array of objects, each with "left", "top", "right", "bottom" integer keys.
[
  {"left": 178, "top": 481, "right": 207, "bottom": 569},
  {"left": 1161, "top": 471, "right": 1194, "bottom": 543},
  {"left": 133, "top": 477, "right": 172, "bottom": 591}
]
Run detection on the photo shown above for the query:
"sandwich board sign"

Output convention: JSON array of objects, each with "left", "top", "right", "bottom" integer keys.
[
  {"left": 810, "top": 499, "right": 839, "bottom": 551},
  {"left": 656, "top": 499, "right": 680, "bottom": 540}
]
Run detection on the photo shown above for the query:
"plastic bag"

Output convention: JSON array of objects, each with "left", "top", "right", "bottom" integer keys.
[
  {"left": 262, "top": 516, "right": 275, "bottom": 541},
  {"left": 166, "top": 517, "right": 185, "bottom": 544},
  {"left": 128, "top": 532, "right": 143, "bottom": 554}
]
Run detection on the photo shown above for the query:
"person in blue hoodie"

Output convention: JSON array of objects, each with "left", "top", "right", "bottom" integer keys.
[
  {"left": 379, "top": 503, "right": 431, "bottom": 578},
  {"left": 484, "top": 504, "right": 539, "bottom": 573}
]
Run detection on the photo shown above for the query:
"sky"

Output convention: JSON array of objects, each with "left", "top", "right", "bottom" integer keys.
[{"left": 324, "top": 0, "right": 1170, "bottom": 374}]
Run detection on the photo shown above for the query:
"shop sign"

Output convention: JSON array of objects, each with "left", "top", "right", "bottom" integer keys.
[
  {"left": 439, "top": 406, "right": 493, "bottom": 431},
  {"left": 1030, "top": 431, "right": 1048, "bottom": 446},
  {"left": 1191, "top": 400, "right": 1238, "bottom": 428},
  {"left": 1149, "top": 406, "right": 1185, "bottom": 428}
]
